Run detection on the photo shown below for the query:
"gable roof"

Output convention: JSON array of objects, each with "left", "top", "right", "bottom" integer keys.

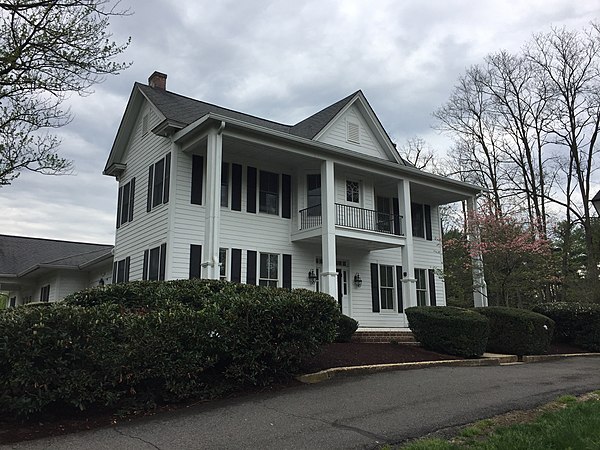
[
  {"left": 0, "top": 235, "right": 113, "bottom": 277},
  {"left": 105, "top": 82, "right": 408, "bottom": 174}
]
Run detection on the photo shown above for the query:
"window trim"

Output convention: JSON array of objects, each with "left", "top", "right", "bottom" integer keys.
[
  {"left": 346, "top": 179, "right": 361, "bottom": 204},
  {"left": 147, "top": 153, "right": 171, "bottom": 212},
  {"left": 259, "top": 252, "right": 279, "bottom": 287},
  {"left": 415, "top": 268, "right": 428, "bottom": 306},
  {"left": 117, "top": 178, "right": 135, "bottom": 228},
  {"left": 221, "top": 162, "right": 230, "bottom": 208},
  {"left": 219, "top": 247, "right": 228, "bottom": 281},
  {"left": 259, "top": 170, "right": 280, "bottom": 215},
  {"left": 113, "top": 257, "right": 130, "bottom": 284},
  {"left": 40, "top": 284, "right": 50, "bottom": 302},
  {"left": 379, "top": 264, "right": 395, "bottom": 311},
  {"left": 143, "top": 243, "right": 167, "bottom": 281}
]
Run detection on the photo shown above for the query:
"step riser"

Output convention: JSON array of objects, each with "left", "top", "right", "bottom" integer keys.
[{"left": 352, "top": 331, "right": 419, "bottom": 344}]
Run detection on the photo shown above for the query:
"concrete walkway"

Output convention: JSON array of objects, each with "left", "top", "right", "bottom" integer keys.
[{"left": 3, "top": 356, "right": 600, "bottom": 450}]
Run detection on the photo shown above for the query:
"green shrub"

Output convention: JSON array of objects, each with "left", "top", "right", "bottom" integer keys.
[
  {"left": 533, "top": 303, "right": 600, "bottom": 351},
  {"left": 336, "top": 314, "right": 359, "bottom": 342},
  {"left": 0, "top": 281, "right": 340, "bottom": 418},
  {"left": 406, "top": 306, "right": 489, "bottom": 357},
  {"left": 477, "top": 307, "right": 554, "bottom": 356}
]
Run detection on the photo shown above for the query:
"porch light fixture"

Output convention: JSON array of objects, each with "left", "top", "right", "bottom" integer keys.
[
  {"left": 592, "top": 190, "right": 600, "bottom": 216},
  {"left": 353, "top": 273, "right": 362, "bottom": 287},
  {"left": 308, "top": 269, "right": 318, "bottom": 284}
]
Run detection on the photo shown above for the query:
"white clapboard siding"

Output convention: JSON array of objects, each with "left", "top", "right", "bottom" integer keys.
[
  {"left": 55, "top": 271, "right": 90, "bottom": 300},
  {"left": 317, "top": 105, "right": 390, "bottom": 160},
  {"left": 114, "top": 101, "right": 171, "bottom": 280}
]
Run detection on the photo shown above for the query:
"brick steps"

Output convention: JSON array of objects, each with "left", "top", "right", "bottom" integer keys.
[{"left": 351, "top": 330, "right": 419, "bottom": 344}]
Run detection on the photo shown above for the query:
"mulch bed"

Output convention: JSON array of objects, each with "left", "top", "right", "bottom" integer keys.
[{"left": 300, "top": 342, "right": 462, "bottom": 373}]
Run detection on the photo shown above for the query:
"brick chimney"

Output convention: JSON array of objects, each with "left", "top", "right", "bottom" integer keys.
[{"left": 148, "top": 71, "right": 167, "bottom": 90}]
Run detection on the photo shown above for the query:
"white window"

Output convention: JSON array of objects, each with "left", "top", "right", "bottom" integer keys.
[
  {"left": 259, "top": 253, "right": 279, "bottom": 287},
  {"left": 259, "top": 171, "right": 279, "bottom": 215},
  {"left": 346, "top": 180, "right": 360, "bottom": 204},
  {"left": 40, "top": 285, "right": 50, "bottom": 302},
  {"left": 415, "top": 268, "right": 428, "bottom": 306},
  {"left": 219, "top": 248, "right": 227, "bottom": 280},
  {"left": 380, "top": 265, "right": 394, "bottom": 310}
]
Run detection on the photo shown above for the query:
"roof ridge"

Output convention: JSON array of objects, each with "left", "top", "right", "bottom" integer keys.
[
  {"left": 0, "top": 234, "right": 113, "bottom": 247},
  {"left": 137, "top": 83, "right": 293, "bottom": 129}
]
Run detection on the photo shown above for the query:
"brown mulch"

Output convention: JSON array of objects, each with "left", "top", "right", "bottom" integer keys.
[
  {"left": 300, "top": 342, "right": 462, "bottom": 373},
  {"left": 0, "top": 342, "right": 592, "bottom": 445}
]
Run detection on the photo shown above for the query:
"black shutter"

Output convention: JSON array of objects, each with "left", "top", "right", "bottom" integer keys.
[
  {"left": 282, "top": 174, "right": 291, "bottom": 219},
  {"left": 246, "top": 250, "right": 257, "bottom": 284},
  {"left": 116, "top": 186, "right": 123, "bottom": 228},
  {"left": 428, "top": 269, "right": 436, "bottom": 306},
  {"left": 112, "top": 261, "right": 117, "bottom": 283},
  {"left": 189, "top": 244, "right": 202, "bottom": 279},
  {"left": 283, "top": 254, "right": 292, "bottom": 289},
  {"left": 425, "top": 204, "right": 432, "bottom": 241},
  {"left": 231, "top": 248, "right": 242, "bottom": 282},
  {"left": 396, "top": 265, "right": 404, "bottom": 313},
  {"left": 129, "top": 178, "right": 135, "bottom": 222},
  {"left": 163, "top": 153, "right": 171, "bottom": 204},
  {"left": 231, "top": 163, "right": 242, "bottom": 211},
  {"left": 147, "top": 165, "right": 153, "bottom": 212},
  {"left": 392, "top": 197, "right": 401, "bottom": 235},
  {"left": 159, "top": 243, "right": 167, "bottom": 281},
  {"left": 191, "top": 155, "right": 203, "bottom": 205},
  {"left": 246, "top": 166, "right": 257, "bottom": 213},
  {"left": 142, "top": 250, "right": 149, "bottom": 280},
  {"left": 370, "top": 263, "right": 380, "bottom": 312},
  {"left": 124, "top": 257, "right": 131, "bottom": 282}
]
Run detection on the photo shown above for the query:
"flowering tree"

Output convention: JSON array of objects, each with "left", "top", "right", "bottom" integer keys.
[{"left": 469, "top": 209, "right": 554, "bottom": 307}]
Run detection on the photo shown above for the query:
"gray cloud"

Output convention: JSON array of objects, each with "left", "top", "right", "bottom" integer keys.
[{"left": 1, "top": 0, "right": 598, "bottom": 243}]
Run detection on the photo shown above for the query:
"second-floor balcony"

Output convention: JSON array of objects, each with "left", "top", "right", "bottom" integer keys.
[{"left": 299, "top": 203, "right": 404, "bottom": 236}]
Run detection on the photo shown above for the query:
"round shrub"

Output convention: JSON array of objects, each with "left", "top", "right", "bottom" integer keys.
[
  {"left": 477, "top": 307, "right": 555, "bottom": 356},
  {"left": 533, "top": 303, "right": 600, "bottom": 351},
  {"left": 336, "top": 314, "right": 359, "bottom": 342},
  {"left": 406, "top": 306, "right": 489, "bottom": 357}
]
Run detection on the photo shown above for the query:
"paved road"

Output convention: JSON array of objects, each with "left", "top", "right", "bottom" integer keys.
[{"left": 4, "top": 357, "right": 600, "bottom": 450}]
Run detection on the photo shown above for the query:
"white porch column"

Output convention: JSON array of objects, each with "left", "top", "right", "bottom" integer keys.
[
  {"left": 320, "top": 159, "right": 338, "bottom": 299},
  {"left": 466, "top": 196, "right": 488, "bottom": 307},
  {"left": 203, "top": 125, "right": 224, "bottom": 279},
  {"left": 398, "top": 179, "right": 417, "bottom": 308}
]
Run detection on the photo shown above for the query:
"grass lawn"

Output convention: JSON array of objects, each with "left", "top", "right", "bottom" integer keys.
[{"left": 394, "top": 392, "right": 600, "bottom": 449}]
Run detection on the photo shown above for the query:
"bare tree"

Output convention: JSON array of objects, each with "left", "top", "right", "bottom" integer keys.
[
  {"left": 397, "top": 137, "right": 436, "bottom": 171},
  {"left": 0, "top": 0, "right": 130, "bottom": 186},
  {"left": 526, "top": 24, "right": 600, "bottom": 281}
]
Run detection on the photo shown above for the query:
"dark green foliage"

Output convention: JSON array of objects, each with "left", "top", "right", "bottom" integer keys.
[
  {"left": 335, "top": 314, "right": 359, "bottom": 342},
  {"left": 477, "top": 307, "right": 554, "bottom": 356},
  {"left": 406, "top": 306, "right": 489, "bottom": 357},
  {"left": 1, "top": 280, "right": 340, "bottom": 418},
  {"left": 533, "top": 303, "right": 600, "bottom": 351}
]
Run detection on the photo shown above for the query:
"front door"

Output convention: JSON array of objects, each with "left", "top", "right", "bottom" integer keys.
[{"left": 337, "top": 268, "right": 349, "bottom": 312}]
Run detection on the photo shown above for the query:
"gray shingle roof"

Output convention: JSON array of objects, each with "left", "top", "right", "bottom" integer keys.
[
  {"left": 137, "top": 83, "right": 359, "bottom": 139},
  {"left": 0, "top": 235, "right": 113, "bottom": 276}
]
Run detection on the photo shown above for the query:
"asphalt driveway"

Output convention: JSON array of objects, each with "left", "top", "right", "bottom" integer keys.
[{"left": 4, "top": 357, "right": 600, "bottom": 449}]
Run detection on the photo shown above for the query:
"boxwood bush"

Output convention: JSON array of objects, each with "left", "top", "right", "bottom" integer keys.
[
  {"left": 335, "top": 314, "right": 359, "bottom": 342},
  {"left": 0, "top": 280, "right": 340, "bottom": 418},
  {"left": 477, "top": 307, "right": 554, "bottom": 356},
  {"left": 533, "top": 303, "right": 600, "bottom": 351},
  {"left": 406, "top": 306, "right": 489, "bottom": 357}
]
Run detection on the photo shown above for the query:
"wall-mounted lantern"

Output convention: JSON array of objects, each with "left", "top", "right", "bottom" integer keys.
[
  {"left": 353, "top": 273, "right": 362, "bottom": 287},
  {"left": 308, "top": 269, "right": 318, "bottom": 284}
]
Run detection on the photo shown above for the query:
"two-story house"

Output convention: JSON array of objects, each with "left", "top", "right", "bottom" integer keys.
[{"left": 104, "top": 72, "right": 487, "bottom": 329}]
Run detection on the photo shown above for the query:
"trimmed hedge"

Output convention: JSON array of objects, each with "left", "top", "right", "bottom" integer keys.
[
  {"left": 477, "top": 307, "right": 554, "bottom": 356},
  {"left": 0, "top": 280, "right": 340, "bottom": 418},
  {"left": 336, "top": 314, "right": 359, "bottom": 342},
  {"left": 406, "top": 306, "right": 489, "bottom": 357},
  {"left": 533, "top": 303, "right": 600, "bottom": 351}
]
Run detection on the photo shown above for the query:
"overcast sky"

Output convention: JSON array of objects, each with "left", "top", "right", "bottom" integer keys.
[{"left": 1, "top": 0, "right": 598, "bottom": 244}]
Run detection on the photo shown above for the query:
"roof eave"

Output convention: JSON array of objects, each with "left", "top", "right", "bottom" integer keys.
[{"left": 174, "top": 113, "right": 483, "bottom": 196}]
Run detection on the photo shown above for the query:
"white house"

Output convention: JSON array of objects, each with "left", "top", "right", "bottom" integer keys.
[
  {"left": 104, "top": 72, "right": 486, "bottom": 329},
  {"left": 0, "top": 234, "right": 113, "bottom": 307}
]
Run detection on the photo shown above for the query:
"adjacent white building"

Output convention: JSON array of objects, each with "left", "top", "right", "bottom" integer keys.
[
  {"left": 104, "top": 72, "right": 486, "bottom": 329},
  {"left": 0, "top": 234, "right": 113, "bottom": 307}
]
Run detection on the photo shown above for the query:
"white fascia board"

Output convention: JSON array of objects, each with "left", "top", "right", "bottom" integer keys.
[{"left": 172, "top": 112, "right": 483, "bottom": 196}]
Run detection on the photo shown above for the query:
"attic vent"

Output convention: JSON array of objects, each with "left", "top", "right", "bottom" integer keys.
[
  {"left": 347, "top": 121, "right": 360, "bottom": 144},
  {"left": 142, "top": 114, "right": 149, "bottom": 134}
]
